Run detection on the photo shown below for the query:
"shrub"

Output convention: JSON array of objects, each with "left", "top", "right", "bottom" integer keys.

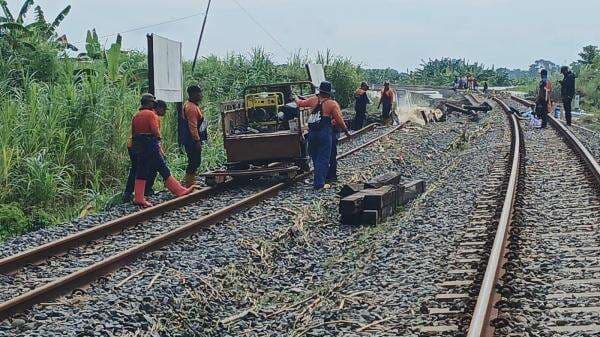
[{"left": 0, "top": 203, "right": 29, "bottom": 240}]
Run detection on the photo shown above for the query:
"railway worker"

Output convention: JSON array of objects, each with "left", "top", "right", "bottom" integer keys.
[
  {"left": 560, "top": 66, "right": 576, "bottom": 126},
  {"left": 483, "top": 81, "right": 489, "bottom": 94},
  {"left": 378, "top": 81, "right": 395, "bottom": 125},
  {"left": 352, "top": 82, "right": 370, "bottom": 130},
  {"left": 535, "top": 69, "right": 553, "bottom": 129},
  {"left": 296, "top": 81, "right": 351, "bottom": 189},
  {"left": 131, "top": 94, "right": 193, "bottom": 207},
  {"left": 122, "top": 100, "right": 168, "bottom": 202},
  {"left": 180, "top": 85, "right": 206, "bottom": 187}
]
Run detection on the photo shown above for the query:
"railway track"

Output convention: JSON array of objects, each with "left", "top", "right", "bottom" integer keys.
[
  {"left": 0, "top": 123, "right": 386, "bottom": 320},
  {"left": 491, "top": 96, "right": 600, "bottom": 336},
  {"left": 419, "top": 93, "right": 600, "bottom": 336}
]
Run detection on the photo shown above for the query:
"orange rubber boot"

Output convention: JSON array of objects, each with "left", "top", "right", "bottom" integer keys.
[
  {"left": 165, "top": 176, "right": 194, "bottom": 197},
  {"left": 134, "top": 180, "right": 153, "bottom": 208}
]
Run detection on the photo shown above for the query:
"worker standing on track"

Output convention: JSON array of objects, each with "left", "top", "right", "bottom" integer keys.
[
  {"left": 378, "top": 81, "right": 395, "bottom": 126},
  {"left": 535, "top": 69, "right": 553, "bottom": 129},
  {"left": 180, "top": 85, "right": 206, "bottom": 187},
  {"left": 131, "top": 94, "right": 193, "bottom": 207},
  {"left": 560, "top": 66, "right": 576, "bottom": 126},
  {"left": 122, "top": 100, "right": 168, "bottom": 202},
  {"left": 352, "top": 82, "right": 370, "bottom": 130},
  {"left": 296, "top": 81, "right": 351, "bottom": 190}
]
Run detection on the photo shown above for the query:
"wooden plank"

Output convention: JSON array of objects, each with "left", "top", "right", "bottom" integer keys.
[
  {"left": 548, "top": 292, "right": 600, "bottom": 300},
  {"left": 363, "top": 186, "right": 396, "bottom": 210},
  {"left": 435, "top": 293, "right": 469, "bottom": 301},
  {"left": 438, "top": 280, "right": 472, "bottom": 288},
  {"left": 361, "top": 210, "right": 380, "bottom": 226},
  {"left": 555, "top": 279, "right": 600, "bottom": 286},
  {"left": 428, "top": 308, "right": 461, "bottom": 315},
  {"left": 549, "top": 325, "right": 600, "bottom": 333},
  {"left": 338, "top": 183, "right": 365, "bottom": 198},
  {"left": 419, "top": 325, "right": 459, "bottom": 334},
  {"left": 551, "top": 306, "right": 600, "bottom": 314},
  {"left": 365, "top": 172, "right": 402, "bottom": 189},
  {"left": 339, "top": 192, "right": 366, "bottom": 215}
]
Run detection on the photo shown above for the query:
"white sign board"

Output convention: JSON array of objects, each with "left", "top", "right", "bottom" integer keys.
[
  {"left": 152, "top": 35, "right": 183, "bottom": 102},
  {"left": 306, "top": 63, "right": 326, "bottom": 91}
]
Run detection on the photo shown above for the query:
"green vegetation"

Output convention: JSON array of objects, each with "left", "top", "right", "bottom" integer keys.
[{"left": 0, "top": 1, "right": 365, "bottom": 239}]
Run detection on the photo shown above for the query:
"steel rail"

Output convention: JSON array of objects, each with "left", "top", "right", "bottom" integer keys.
[
  {"left": 0, "top": 123, "right": 401, "bottom": 320},
  {"left": 467, "top": 96, "right": 522, "bottom": 337},
  {"left": 0, "top": 123, "right": 377, "bottom": 275},
  {"left": 509, "top": 95, "right": 600, "bottom": 185}
]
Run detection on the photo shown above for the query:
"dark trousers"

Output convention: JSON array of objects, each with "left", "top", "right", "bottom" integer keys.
[
  {"left": 352, "top": 110, "right": 366, "bottom": 131},
  {"left": 308, "top": 126, "right": 333, "bottom": 189},
  {"left": 327, "top": 133, "right": 339, "bottom": 180},
  {"left": 382, "top": 103, "right": 392, "bottom": 125},
  {"left": 124, "top": 148, "right": 156, "bottom": 196},
  {"left": 540, "top": 112, "right": 548, "bottom": 128},
  {"left": 134, "top": 138, "right": 171, "bottom": 181},
  {"left": 563, "top": 98, "right": 572, "bottom": 125},
  {"left": 184, "top": 144, "right": 202, "bottom": 174}
]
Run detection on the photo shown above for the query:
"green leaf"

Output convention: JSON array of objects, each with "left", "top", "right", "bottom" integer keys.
[
  {"left": 49, "top": 5, "right": 70, "bottom": 32},
  {"left": 106, "top": 34, "right": 122, "bottom": 81},
  {"left": 34, "top": 5, "right": 46, "bottom": 23},
  {"left": 17, "top": 0, "right": 34, "bottom": 23},
  {"left": 0, "top": 0, "right": 14, "bottom": 22},
  {"left": 0, "top": 22, "right": 30, "bottom": 33}
]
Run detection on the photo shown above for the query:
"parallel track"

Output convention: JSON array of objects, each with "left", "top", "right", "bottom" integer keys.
[
  {"left": 419, "top": 93, "right": 600, "bottom": 336},
  {"left": 0, "top": 123, "right": 389, "bottom": 320}
]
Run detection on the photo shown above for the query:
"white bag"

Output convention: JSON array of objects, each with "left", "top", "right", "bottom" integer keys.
[{"left": 530, "top": 116, "right": 542, "bottom": 128}]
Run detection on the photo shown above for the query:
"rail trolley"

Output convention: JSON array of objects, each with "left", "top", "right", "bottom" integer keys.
[{"left": 203, "top": 81, "right": 317, "bottom": 186}]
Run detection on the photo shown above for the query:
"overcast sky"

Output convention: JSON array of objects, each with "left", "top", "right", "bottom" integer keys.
[{"left": 8, "top": 0, "right": 600, "bottom": 70}]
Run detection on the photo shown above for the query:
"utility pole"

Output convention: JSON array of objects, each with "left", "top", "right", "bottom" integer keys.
[{"left": 191, "top": 0, "right": 212, "bottom": 73}]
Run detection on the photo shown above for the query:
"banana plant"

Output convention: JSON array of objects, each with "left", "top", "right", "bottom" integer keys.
[
  {"left": 0, "top": 0, "right": 74, "bottom": 50},
  {"left": 105, "top": 34, "right": 122, "bottom": 81}
]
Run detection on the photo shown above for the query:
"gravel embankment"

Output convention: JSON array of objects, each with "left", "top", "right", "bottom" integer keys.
[
  {"left": 1, "top": 106, "right": 507, "bottom": 336},
  {"left": 570, "top": 125, "right": 600, "bottom": 163}
]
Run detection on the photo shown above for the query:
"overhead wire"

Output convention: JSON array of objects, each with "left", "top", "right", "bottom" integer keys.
[
  {"left": 230, "top": 0, "right": 291, "bottom": 57},
  {"left": 70, "top": 11, "right": 206, "bottom": 45}
]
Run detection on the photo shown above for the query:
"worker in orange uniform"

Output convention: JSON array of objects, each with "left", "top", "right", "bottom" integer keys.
[
  {"left": 535, "top": 69, "right": 553, "bottom": 129},
  {"left": 123, "top": 100, "right": 168, "bottom": 202},
  {"left": 179, "top": 85, "right": 206, "bottom": 187},
  {"left": 378, "top": 81, "right": 395, "bottom": 125},
  {"left": 131, "top": 94, "right": 193, "bottom": 207},
  {"left": 296, "top": 81, "right": 351, "bottom": 189}
]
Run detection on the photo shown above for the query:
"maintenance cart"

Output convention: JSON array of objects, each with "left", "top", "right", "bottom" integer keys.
[{"left": 203, "top": 81, "right": 317, "bottom": 186}]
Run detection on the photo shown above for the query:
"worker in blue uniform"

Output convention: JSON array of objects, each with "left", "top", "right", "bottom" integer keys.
[{"left": 296, "top": 81, "right": 350, "bottom": 189}]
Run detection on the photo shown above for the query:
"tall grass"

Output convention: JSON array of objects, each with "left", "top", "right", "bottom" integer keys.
[{"left": 0, "top": 45, "right": 364, "bottom": 240}]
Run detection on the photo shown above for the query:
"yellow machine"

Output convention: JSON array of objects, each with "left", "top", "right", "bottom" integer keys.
[{"left": 244, "top": 92, "right": 284, "bottom": 130}]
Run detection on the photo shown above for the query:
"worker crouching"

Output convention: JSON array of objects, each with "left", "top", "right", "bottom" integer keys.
[
  {"left": 131, "top": 94, "right": 193, "bottom": 207},
  {"left": 296, "top": 81, "right": 350, "bottom": 190}
]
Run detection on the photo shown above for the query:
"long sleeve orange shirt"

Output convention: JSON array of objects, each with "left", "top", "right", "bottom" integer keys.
[
  {"left": 296, "top": 96, "right": 348, "bottom": 130},
  {"left": 183, "top": 101, "right": 204, "bottom": 142}
]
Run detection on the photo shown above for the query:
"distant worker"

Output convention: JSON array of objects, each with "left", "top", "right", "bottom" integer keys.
[
  {"left": 180, "top": 85, "right": 207, "bottom": 187},
  {"left": 535, "top": 69, "right": 553, "bottom": 129},
  {"left": 123, "top": 100, "right": 168, "bottom": 202},
  {"left": 131, "top": 94, "right": 193, "bottom": 207},
  {"left": 296, "top": 81, "right": 351, "bottom": 189},
  {"left": 560, "top": 66, "right": 576, "bottom": 126},
  {"left": 378, "top": 81, "right": 395, "bottom": 125},
  {"left": 352, "top": 82, "right": 370, "bottom": 130},
  {"left": 483, "top": 81, "right": 489, "bottom": 94}
]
